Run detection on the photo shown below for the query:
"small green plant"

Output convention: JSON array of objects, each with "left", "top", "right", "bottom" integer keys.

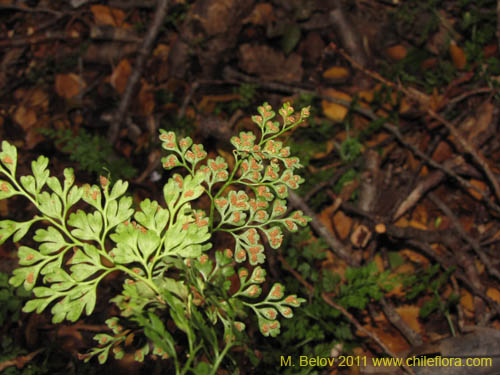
[
  {"left": 0, "top": 103, "right": 310, "bottom": 374},
  {"left": 40, "top": 128, "right": 137, "bottom": 180},
  {"left": 0, "top": 272, "right": 30, "bottom": 326},
  {"left": 404, "top": 264, "right": 457, "bottom": 335}
]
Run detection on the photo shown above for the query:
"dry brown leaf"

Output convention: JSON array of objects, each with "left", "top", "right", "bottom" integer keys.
[
  {"left": 321, "top": 88, "right": 351, "bottom": 122},
  {"left": 395, "top": 305, "right": 422, "bottom": 333},
  {"left": 110, "top": 59, "right": 132, "bottom": 95},
  {"left": 449, "top": 41, "right": 466, "bottom": 70},
  {"left": 487, "top": 288, "right": 500, "bottom": 304},
  {"left": 333, "top": 210, "right": 352, "bottom": 240},
  {"left": 198, "top": 93, "right": 241, "bottom": 113},
  {"left": 432, "top": 140, "right": 453, "bottom": 163},
  {"left": 468, "top": 179, "right": 488, "bottom": 200},
  {"left": 400, "top": 249, "right": 429, "bottom": 265},
  {"left": 373, "top": 254, "right": 384, "bottom": 272},
  {"left": 460, "top": 288, "right": 474, "bottom": 312},
  {"left": 411, "top": 204, "right": 428, "bottom": 227},
  {"left": 138, "top": 81, "right": 155, "bottom": 116},
  {"left": 90, "top": 5, "right": 127, "bottom": 27},
  {"left": 322, "top": 66, "right": 350, "bottom": 80},
  {"left": 318, "top": 204, "right": 337, "bottom": 234},
  {"left": 55, "top": 73, "right": 86, "bottom": 99},
  {"left": 385, "top": 44, "right": 407, "bottom": 61},
  {"left": 13, "top": 106, "right": 37, "bottom": 129},
  {"left": 311, "top": 139, "right": 335, "bottom": 159},
  {"left": 243, "top": 3, "right": 274, "bottom": 25},
  {"left": 238, "top": 44, "right": 303, "bottom": 82}
]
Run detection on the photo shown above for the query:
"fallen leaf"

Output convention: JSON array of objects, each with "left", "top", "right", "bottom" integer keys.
[
  {"left": 13, "top": 106, "right": 37, "bottom": 129},
  {"left": 333, "top": 210, "right": 352, "bottom": 240},
  {"left": 90, "top": 5, "right": 127, "bottom": 27},
  {"left": 432, "top": 140, "right": 453, "bottom": 163},
  {"left": 110, "top": 59, "right": 132, "bottom": 94},
  {"left": 396, "top": 305, "right": 422, "bottom": 333},
  {"left": 138, "top": 81, "right": 155, "bottom": 116},
  {"left": 487, "top": 288, "right": 500, "bottom": 304},
  {"left": 323, "top": 66, "right": 350, "bottom": 80},
  {"left": 468, "top": 179, "right": 488, "bottom": 200},
  {"left": 238, "top": 44, "right": 303, "bottom": 83},
  {"left": 449, "top": 41, "right": 466, "bottom": 70},
  {"left": 243, "top": 3, "right": 274, "bottom": 25},
  {"left": 321, "top": 88, "right": 351, "bottom": 122},
  {"left": 460, "top": 289, "right": 474, "bottom": 312},
  {"left": 385, "top": 44, "right": 407, "bottom": 61},
  {"left": 55, "top": 73, "right": 86, "bottom": 99},
  {"left": 400, "top": 249, "right": 429, "bottom": 265}
]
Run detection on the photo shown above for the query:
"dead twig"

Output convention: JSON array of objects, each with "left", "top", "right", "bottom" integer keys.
[
  {"left": 278, "top": 254, "right": 414, "bottom": 375},
  {"left": 332, "top": 43, "right": 500, "bottom": 206},
  {"left": 107, "top": 0, "right": 169, "bottom": 144}
]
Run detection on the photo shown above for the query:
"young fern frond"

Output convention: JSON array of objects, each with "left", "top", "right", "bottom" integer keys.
[{"left": 0, "top": 102, "right": 311, "bottom": 372}]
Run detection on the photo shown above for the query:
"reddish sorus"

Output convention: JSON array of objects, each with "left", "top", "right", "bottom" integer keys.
[
  {"left": 238, "top": 268, "right": 248, "bottom": 278},
  {"left": 261, "top": 323, "right": 270, "bottom": 335},
  {"left": 271, "top": 284, "right": 282, "bottom": 298},
  {"left": 25, "top": 253, "right": 35, "bottom": 261},
  {"left": 255, "top": 210, "right": 267, "bottom": 221},
  {"left": 160, "top": 132, "right": 174, "bottom": 142},
  {"left": 224, "top": 248, "right": 233, "bottom": 258},
  {"left": 194, "top": 212, "right": 208, "bottom": 227},
  {"left": 100, "top": 176, "right": 109, "bottom": 188},
  {"left": 293, "top": 211, "right": 307, "bottom": 225},
  {"left": 250, "top": 158, "right": 260, "bottom": 170},
  {"left": 163, "top": 155, "right": 178, "bottom": 168},
  {"left": 236, "top": 249, "right": 246, "bottom": 261},
  {"left": 275, "top": 185, "right": 287, "bottom": 196},
  {"left": 252, "top": 268, "right": 265, "bottom": 283},
  {"left": 248, "top": 246, "right": 261, "bottom": 258},
  {"left": 199, "top": 254, "right": 208, "bottom": 264},
  {"left": 253, "top": 115, "right": 263, "bottom": 124},
  {"left": 285, "top": 220, "right": 296, "bottom": 231},
  {"left": 247, "top": 228, "right": 257, "bottom": 244},
  {"left": 241, "top": 133, "right": 254, "bottom": 147},
  {"left": 215, "top": 198, "right": 228, "bottom": 208},
  {"left": 179, "top": 138, "right": 190, "bottom": 149},
  {"left": 2, "top": 156, "right": 13, "bottom": 164},
  {"left": 234, "top": 322, "right": 245, "bottom": 332},
  {"left": 231, "top": 211, "right": 241, "bottom": 223},
  {"left": 26, "top": 272, "right": 35, "bottom": 284},
  {"left": 284, "top": 156, "right": 297, "bottom": 167},
  {"left": 256, "top": 186, "right": 272, "bottom": 199},
  {"left": 184, "top": 190, "right": 195, "bottom": 198},
  {"left": 174, "top": 175, "right": 183, "bottom": 188},
  {"left": 269, "top": 321, "right": 279, "bottom": 330},
  {"left": 192, "top": 145, "right": 206, "bottom": 159},
  {"left": 281, "top": 307, "right": 292, "bottom": 317},
  {"left": 281, "top": 149, "right": 291, "bottom": 158},
  {"left": 99, "top": 336, "right": 108, "bottom": 345},
  {"left": 273, "top": 202, "right": 286, "bottom": 216},
  {"left": 135, "top": 350, "right": 144, "bottom": 361},
  {"left": 185, "top": 151, "right": 195, "bottom": 160},
  {"left": 265, "top": 167, "right": 278, "bottom": 179},
  {"left": 285, "top": 295, "right": 298, "bottom": 305},
  {"left": 216, "top": 171, "right": 228, "bottom": 180},
  {"left": 246, "top": 285, "right": 260, "bottom": 297},
  {"left": 266, "top": 121, "right": 279, "bottom": 132},
  {"left": 265, "top": 308, "right": 277, "bottom": 319}
]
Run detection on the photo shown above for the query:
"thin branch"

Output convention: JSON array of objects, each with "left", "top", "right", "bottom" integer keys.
[
  {"left": 278, "top": 254, "right": 414, "bottom": 375},
  {"left": 107, "top": 0, "right": 169, "bottom": 144}
]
